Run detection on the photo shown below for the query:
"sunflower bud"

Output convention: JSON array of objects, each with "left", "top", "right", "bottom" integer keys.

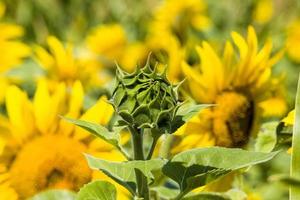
[{"left": 110, "top": 62, "right": 181, "bottom": 134}]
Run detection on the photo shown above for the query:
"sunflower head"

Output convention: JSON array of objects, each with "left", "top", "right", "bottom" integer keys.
[
  {"left": 110, "top": 61, "right": 181, "bottom": 134},
  {"left": 179, "top": 26, "right": 286, "bottom": 148},
  {"left": 9, "top": 135, "right": 91, "bottom": 199}
]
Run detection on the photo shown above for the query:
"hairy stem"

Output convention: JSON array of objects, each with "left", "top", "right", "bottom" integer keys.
[{"left": 130, "top": 127, "right": 150, "bottom": 200}]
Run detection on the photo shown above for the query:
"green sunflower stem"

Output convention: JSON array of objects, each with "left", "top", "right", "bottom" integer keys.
[
  {"left": 130, "top": 127, "right": 150, "bottom": 200},
  {"left": 146, "top": 135, "right": 159, "bottom": 160},
  {"left": 291, "top": 74, "right": 300, "bottom": 200}
]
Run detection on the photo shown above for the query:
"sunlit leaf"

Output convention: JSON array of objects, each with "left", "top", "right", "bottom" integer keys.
[
  {"left": 255, "top": 121, "right": 278, "bottom": 153},
  {"left": 163, "top": 147, "right": 278, "bottom": 196},
  {"left": 62, "top": 117, "right": 121, "bottom": 147},
  {"left": 176, "top": 102, "right": 213, "bottom": 122},
  {"left": 77, "top": 181, "right": 117, "bottom": 200},
  {"left": 85, "top": 154, "right": 166, "bottom": 195},
  {"left": 29, "top": 190, "right": 76, "bottom": 200}
]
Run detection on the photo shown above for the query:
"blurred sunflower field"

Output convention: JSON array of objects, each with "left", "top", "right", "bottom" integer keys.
[{"left": 1, "top": 0, "right": 300, "bottom": 199}]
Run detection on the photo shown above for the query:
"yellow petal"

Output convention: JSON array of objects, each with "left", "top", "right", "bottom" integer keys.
[
  {"left": 0, "top": 40, "right": 31, "bottom": 72},
  {"left": 67, "top": 81, "right": 84, "bottom": 117},
  {"left": 59, "top": 81, "right": 84, "bottom": 136},
  {"left": 259, "top": 97, "right": 287, "bottom": 118},
  {"left": 0, "top": 184, "right": 18, "bottom": 200},
  {"left": 47, "top": 36, "right": 76, "bottom": 78},
  {"left": 0, "top": 24, "right": 24, "bottom": 40},
  {"left": 34, "top": 80, "right": 66, "bottom": 134},
  {"left": 247, "top": 26, "right": 258, "bottom": 55},
  {"left": 202, "top": 41, "right": 225, "bottom": 92},
  {"left": 33, "top": 80, "right": 52, "bottom": 134},
  {"left": 47, "top": 36, "right": 67, "bottom": 68},
  {"left": 282, "top": 110, "right": 295, "bottom": 126},
  {"left": 231, "top": 31, "right": 248, "bottom": 59},
  {"left": 6, "top": 86, "right": 34, "bottom": 142},
  {"left": 181, "top": 61, "right": 209, "bottom": 102},
  {"left": 33, "top": 45, "right": 54, "bottom": 70}
]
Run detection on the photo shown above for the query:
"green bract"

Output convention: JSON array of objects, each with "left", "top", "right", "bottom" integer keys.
[{"left": 111, "top": 62, "right": 180, "bottom": 134}]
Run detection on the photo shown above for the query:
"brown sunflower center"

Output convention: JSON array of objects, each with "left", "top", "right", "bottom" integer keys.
[
  {"left": 9, "top": 135, "right": 92, "bottom": 199},
  {"left": 211, "top": 91, "right": 254, "bottom": 147}
]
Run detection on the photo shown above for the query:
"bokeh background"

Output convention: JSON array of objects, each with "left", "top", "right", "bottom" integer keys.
[
  {"left": 1, "top": 0, "right": 300, "bottom": 199},
  {"left": 2, "top": 0, "right": 300, "bottom": 104}
]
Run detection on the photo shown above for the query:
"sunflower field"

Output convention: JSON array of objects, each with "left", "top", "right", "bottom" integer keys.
[{"left": 1, "top": 0, "right": 300, "bottom": 200}]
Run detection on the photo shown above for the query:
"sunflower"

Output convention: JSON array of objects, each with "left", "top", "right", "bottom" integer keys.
[
  {"left": 0, "top": 80, "right": 129, "bottom": 200},
  {"left": 34, "top": 36, "right": 107, "bottom": 87},
  {"left": 85, "top": 24, "right": 150, "bottom": 75},
  {"left": 119, "top": 42, "right": 148, "bottom": 73},
  {"left": 175, "top": 26, "right": 286, "bottom": 150},
  {"left": 85, "top": 24, "right": 127, "bottom": 63},
  {"left": 145, "top": 0, "right": 210, "bottom": 83},
  {"left": 252, "top": 0, "right": 274, "bottom": 25},
  {"left": 146, "top": 35, "right": 184, "bottom": 83},
  {"left": 151, "top": 0, "right": 210, "bottom": 44}
]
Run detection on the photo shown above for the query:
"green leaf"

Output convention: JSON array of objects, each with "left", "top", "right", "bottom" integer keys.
[
  {"left": 183, "top": 192, "right": 230, "bottom": 200},
  {"left": 85, "top": 154, "right": 166, "bottom": 195},
  {"left": 62, "top": 117, "right": 121, "bottom": 147},
  {"left": 29, "top": 190, "right": 76, "bottom": 200},
  {"left": 291, "top": 74, "right": 300, "bottom": 200},
  {"left": 176, "top": 102, "right": 212, "bottom": 122},
  {"left": 77, "top": 181, "right": 117, "bottom": 200},
  {"left": 170, "top": 102, "right": 212, "bottom": 133},
  {"left": 255, "top": 121, "right": 278, "bottom": 153},
  {"left": 63, "top": 117, "right": 131, "bottom": 160},
  {"left": 163, "top": 147, "right": 278, "bottom": 195}
]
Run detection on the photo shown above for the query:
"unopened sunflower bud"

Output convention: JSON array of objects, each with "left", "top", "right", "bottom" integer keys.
[{"left": 110, "top": 62, "right": 181, "bottom": 134}]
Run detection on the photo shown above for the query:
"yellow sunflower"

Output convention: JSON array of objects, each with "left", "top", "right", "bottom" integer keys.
[
  {"left": 119, "top": 42, "right": 148, "bottom": 73},
  {"left": 252, "top": 0, "right": 274, "bottom": 25},
  {"left": 175, "top": 26, "right": 286, "bottom": 151},
  {"left": 34, "top": 36, "right": 107, "bottom": 87},
  {"left": 0, "top": 80, "right": 129, "bottom": 200},
  {"left": 145, "top": 0, "right": 210, "bottom": 82},
  {"left": 146, "top": 35, "right": 184, "bottom": 83},
  {"left": 0, "top": 2, "right": 30, "bottom": 73},
  {"left": 85, "top": 24, "right": 149, "bottom": 75},
  {"left": 151, "top": 0, "right": 210, "bottom": 42},
  {"left": 85, "top": 24, "right": 127, "bottom": 63}
]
